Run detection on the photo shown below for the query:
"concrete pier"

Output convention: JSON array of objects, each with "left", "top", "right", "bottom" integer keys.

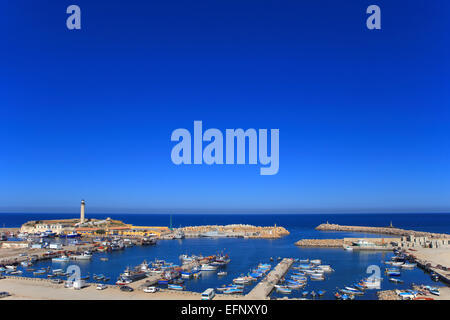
[{"left": 246, "top": 258, "right": 294, "bottom": 300}]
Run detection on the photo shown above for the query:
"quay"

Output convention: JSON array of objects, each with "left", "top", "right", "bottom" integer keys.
[
  {"left": 404, "top": 247, "right": 450, "bottom": 285},
  {"left": 0, "top": 277, "right": 241, "bottom": 300},
  {"left": 316, "top": 222, "right": 450, "bottom": 239},
  {"left": 295, "top": 237, "right": 399, "bottom": 251},
  {"left": 246, "top": 258, "right": 294, "bottom": 299}
]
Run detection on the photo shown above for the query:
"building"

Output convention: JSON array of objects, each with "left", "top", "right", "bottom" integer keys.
[{"left": 80, "top": 199, "right": 86, "bottom": 223}]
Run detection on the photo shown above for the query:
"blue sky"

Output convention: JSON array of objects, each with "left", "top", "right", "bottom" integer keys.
[{"left": 1, "top": 1, "right": 449, "bottom": 213}]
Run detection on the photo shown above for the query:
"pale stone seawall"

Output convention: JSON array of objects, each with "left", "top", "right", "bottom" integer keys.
[{"left": 316, "top": 223, "right": 450, "bottom": 239}]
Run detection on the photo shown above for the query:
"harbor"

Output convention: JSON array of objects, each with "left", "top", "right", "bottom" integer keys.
[{"left": 1, "top": 213, "right": 450, "bottom": 300}]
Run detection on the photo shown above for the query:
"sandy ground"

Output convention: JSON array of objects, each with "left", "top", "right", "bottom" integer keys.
[
  {"left": 409, "top": 248, "right": 450, "bottom": 269},
  {"left": 0, "top": 278, "right": 243, "bottom": 300}
]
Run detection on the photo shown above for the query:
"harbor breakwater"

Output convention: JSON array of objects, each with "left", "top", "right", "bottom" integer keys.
[
  {"left": 316, "top": 223, "right": 450, "bottom": 239},
  {"left": 180, "top": 224, "right": 290, "bottom": 239},
  {"left": 294, "top": 239, "right": 344, "bottom": 247}
]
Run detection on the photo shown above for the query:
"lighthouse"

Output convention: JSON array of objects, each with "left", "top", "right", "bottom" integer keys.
[{"left": 80, "top": 199, "right": 86, "bottom": 223}]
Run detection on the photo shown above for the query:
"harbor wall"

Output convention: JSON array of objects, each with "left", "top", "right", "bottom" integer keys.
[{"left": 316, "top": 223, "right": 450, "bottom": 239}]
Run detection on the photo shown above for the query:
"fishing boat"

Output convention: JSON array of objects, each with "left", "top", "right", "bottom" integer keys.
[
  {"left": 201, "top": 264, "right": 217, "bottom": 271},
  {"left": 168, "top": 284, "right": 184, "bottom": 291},
  {"left": 10, "top": 270, "right": 23, "bottom": 275},
  {"left": 217, "top": 271, "right": 227, "bottom": 276},
  {"left": 389, "top": 278, "right": 404, "bottom": 284},
  {"left": 33, "top": 269, "right": 47, "bottom": 275},
  {"left": 340, "top": 289, "right": 364, "bottom": 296},
  {"left": 344, "top": 286, "right": 362, "bottom": 293},
  {"left": 431, "top": 273, "right": 439, "bottom": 281},
  {"left": 52, "top": 255, "right": 70, "bottom": 262},
  {"left": 59, "top": 231, "right": 81, "bottom": 238},
  {"left": 429, "top": 288, "right": 440, "bottom": 296},
  {"left": 386, "top": 270, "right": 401, "bottom": 277},
  {"left": 360, "top": 277, "right": 381, "bottom": 289},
  {"left": 223, "top": 287, "right": 243, "bottom": 294},
  {"left": 276, "top": 286, "right": 292, "bottom": 294},
  {"left": 344, "top": 246, "right": 353, "bottom": 251},
  {"left": 233, "top": 276, "right": 253, "bottom": 285},
  {"left": 70, "top": 251, "right": 92, "bottom": 260},
  {"left": 318, "top": 290, "right": 326, "bottom": 296},
  {"left": 401, "top": 263, "right": 416, "bottom": 269},
  {"left": 310, "top": 259, "right": 321, "bottom": 265},
  {"left": 21, "top": 261, "right": 32, "bottom": 267},
  {"left": 157, "top": 279, "right": 170, "bottom": 285}
]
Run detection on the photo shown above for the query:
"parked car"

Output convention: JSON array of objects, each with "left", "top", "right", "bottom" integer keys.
[
  {"left": 96, "top": 283, "right": 107, "bottom": 290},
  {"left": 0, "top": 292, "right": 11, "bottom": 298},
  {"left": 143, "top": 286, "right": 158, "bottom": 293},
  {"left": 120, "top": 285, "right": 134, "bottom": 292},
  {"left": 51, "top": 279, "right": 63, "bottom": 284}
]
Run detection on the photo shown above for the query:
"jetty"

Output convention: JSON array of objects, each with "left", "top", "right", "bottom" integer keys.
[
  {"left": 246, "top": 258, "right": 294, "bottom": 299},
  {"left": 316, "top": 223, "right": 450, "bottom": 239}
]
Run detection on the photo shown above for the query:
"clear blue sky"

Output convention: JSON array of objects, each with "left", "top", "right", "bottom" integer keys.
[{"left": 1, "top": 1, "right": 449, "bottom": 213}]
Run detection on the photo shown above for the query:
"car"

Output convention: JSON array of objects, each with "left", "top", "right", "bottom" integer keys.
[
  {"left": 143, "top": 286, "right": 158, "bottom": 293},
  {"left": 51, "top": 279, "right": 63, "bottom": 284},
  {"left": 120, "top": 285, "right": 134, "bottom": 292},
  {"left": 19, "top": 253, "right": 28, "bottom": 257},
  {"left": 0, "top": 292, "right": 11, "bottom": 298},
  {"left": 96, "top": 283, "right": 107, "bottom": 290}
]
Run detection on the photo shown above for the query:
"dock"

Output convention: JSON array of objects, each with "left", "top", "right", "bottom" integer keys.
[{"left": 246, "top": 258, "right": 294, "bottom": 299}]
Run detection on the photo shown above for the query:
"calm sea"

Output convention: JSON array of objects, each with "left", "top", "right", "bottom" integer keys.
[{"left": 1, "top": 213, "right": 449, "bottom": 300}]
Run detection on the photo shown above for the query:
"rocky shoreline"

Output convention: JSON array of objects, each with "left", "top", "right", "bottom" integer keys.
[
  {"left": 316, "top": 223, "right": 450, "bottom": 239},
  {"left": 294, "top": 239, "right": 344, "bottom": 247}
]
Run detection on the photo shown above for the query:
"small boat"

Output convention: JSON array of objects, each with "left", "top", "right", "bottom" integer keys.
[
  {"left": 200, "top": 264, "right": 217, "bottom": 271},
  {"left": 310, "top": 259, "right": 321, "bottom": 265},
  {"left": 429, "top": 288, "right": 440, "bottom": 296},
  {"left": 340, "top": 289, "right": 364, "bottom": 296},
  {"left": 10, "top": 270, "right": 23, "bottom": 275},
  {"left": 33, "top": 269, "right": 47, "bottom": 275},
  {"left": 158, "top": 279, "right": 170, "bottom": 285},
  {"left": 168, "top": 284, "right": 184, "bottom": 291},
  {"left": 26, "top": 268, "right": 36, "bottom": 272},
  {"left": 318, "top": 290, "right": 326, "bottom": 296},
  {"left": 401, "top": 263, "right": 416, "bottom": 269},
  {"left": 389, "top": 278, "right": 404, "bottom": 284},
  {"left": 52, "top": 255, "right": 70, "bottom": 262},
  {"left": 386, "top": 271, "right": 401, "bottom": 277},
  {"left": 311, "top": 291, "right": 317, "bottom": 298},
  {"left": 431, "top": 273, "right": 439, "bottom": 282},
  {"left": 217, "top": 271, "right": 227, "bottom": 276},
  {"left": 223, "top": 288, "right": 243, "bottom": 294},
  {"left": 276, "top": 286, "right": 292, "bottom": 294},
  {"left": 344, "top": 246, "right": 353, "bottom": 251},
  {"left": 344, "top": 286, "right": 361, "bottom": 293},
  {"left": 100, "top": 258, "right": 109, "bottom": 261},
  {"left": 301, "top": 291, "right": 309, "bottom": 296}
]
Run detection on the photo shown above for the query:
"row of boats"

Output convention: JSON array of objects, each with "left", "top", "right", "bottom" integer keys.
[
  {"left": 275, "top": 259, "right": 333, "bottom": 295},
  {"left": 215, "top": 263, "right": 273, "bottom": 294}
]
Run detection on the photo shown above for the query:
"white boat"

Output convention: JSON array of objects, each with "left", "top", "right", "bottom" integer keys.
[
  {"left": 52, "top": 255, "right": 70, "bottom": 262},
  {"left": 401, "top": 263, "right": 416, "bottom": 269},
  {"left": 70, "top": 252, "right": 92, "bottom": 260},
  {"left": 361, "top": 277, "right": 381, "bottom": 289},
  {"left": 344, "top": 246, "right": 353, "bottom": 251},
  {"left": 310, "top": 259, "right": 321, "bottom": 265},
  {"left": 317, "top": 265, "right": 334, "bottom": 272},
  {"left": 217, "top": 271, "right": 227, "bottom": 276},
  {"left": 201, "top": 264, "right": 217, "bottom": 271}
]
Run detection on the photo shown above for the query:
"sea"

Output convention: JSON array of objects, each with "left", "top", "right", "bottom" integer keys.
[{"left": 1, "top": 213, "right": 449, "bottom": 300}]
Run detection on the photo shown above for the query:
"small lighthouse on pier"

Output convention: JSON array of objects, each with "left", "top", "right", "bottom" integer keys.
[{"left": 80, "top": 199, "right": 86, "bottom": 223}]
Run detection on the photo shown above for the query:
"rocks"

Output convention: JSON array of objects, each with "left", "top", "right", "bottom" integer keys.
[
  {"left": 377, "top": 290, "right": 401, "bottom": 300},
  {"left": 316, "top": 223, "right": 450, "bottom": 239},
  {"left": 294, "top": 239, "right": 344, "bottom": 247}
]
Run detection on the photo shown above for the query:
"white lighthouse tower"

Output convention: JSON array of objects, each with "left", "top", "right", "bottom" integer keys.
[{"left": 80, "top": 199, "right": 86, "bottom": 224}]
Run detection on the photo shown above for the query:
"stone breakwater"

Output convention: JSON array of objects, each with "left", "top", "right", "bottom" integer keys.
[
  {"left": 180, "top": 224, "right": 289, "bottom": 239},
  {"left": 316, "top": 223, "right": 450, "bottom": 239},
  {"left": 295, "top": 239, "right": 344, "bottom": 247}
]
